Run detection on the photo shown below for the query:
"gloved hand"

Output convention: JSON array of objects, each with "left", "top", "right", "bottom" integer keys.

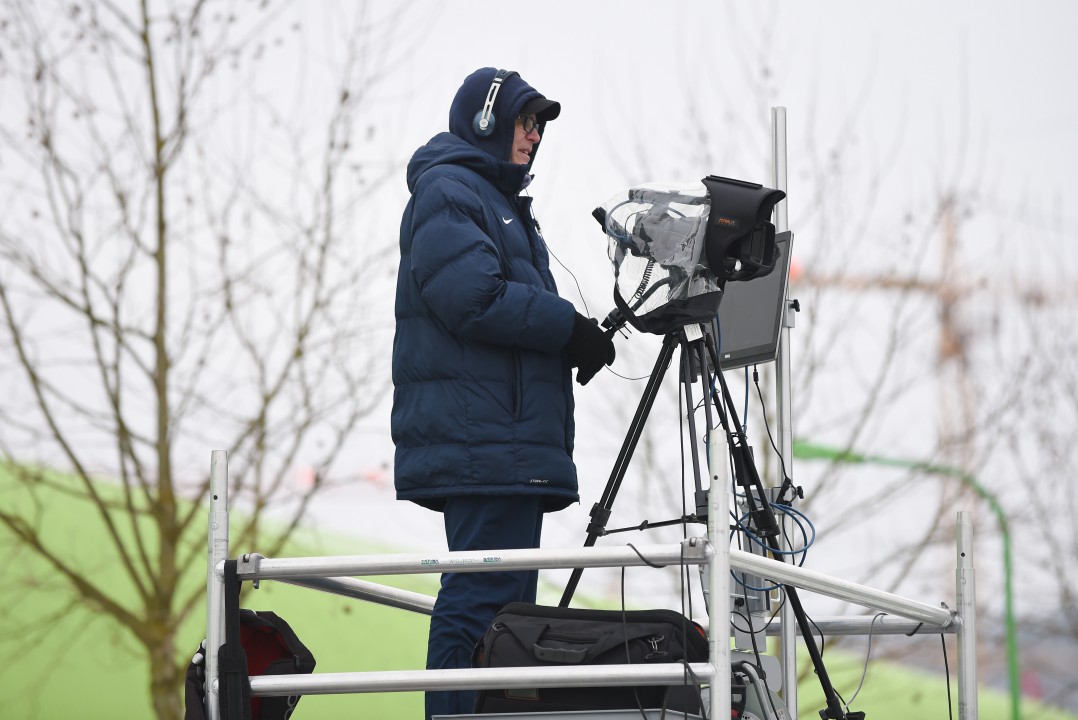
[
  {"left": 564, "top": 312, "right": 616, "bottom": 385},
  {"left": 191, "top": 639, "right": 206, "bottom": 683}
]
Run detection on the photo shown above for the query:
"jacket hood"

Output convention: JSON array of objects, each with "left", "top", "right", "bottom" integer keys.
[
  {"left": 406, "top": 132, "right": 530, "bottom": 197},
  {"left": 448, "top": 67, "right": 556, "bottom": 173}
]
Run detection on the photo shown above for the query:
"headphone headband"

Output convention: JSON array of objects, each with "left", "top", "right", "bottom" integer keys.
[{"left": 473, "top": 69, "right": 518, "bottom": 138}]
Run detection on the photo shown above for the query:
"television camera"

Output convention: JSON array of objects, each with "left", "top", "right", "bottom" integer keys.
[{"left": 594, "top": 175, "right": 785, "bottom": 335}]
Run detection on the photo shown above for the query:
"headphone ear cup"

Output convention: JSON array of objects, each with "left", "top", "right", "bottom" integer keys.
[{"left": 472, "top": 109, "right": 495, "bottom": 137}]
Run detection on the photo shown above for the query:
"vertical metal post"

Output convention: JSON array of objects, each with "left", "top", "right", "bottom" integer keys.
[
  {"left": 771, "top": 105, "right": 798, "bottom": 716},
  {"left": 708, "top": 432, "right": 731, "bottom": 717},
  {"left": 956, "top": 511, "right": 978, "bottom": 720},
  {"left": 205, "top": 449, "right": 230, "bottom": 720},
  {"left": 771, "top": 107, "right": 790, "bottom": 233}
]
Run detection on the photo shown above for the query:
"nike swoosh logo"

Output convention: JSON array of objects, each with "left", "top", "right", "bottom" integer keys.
[{"left": 501, "top": 216, "right": 514, "bottom": 225}]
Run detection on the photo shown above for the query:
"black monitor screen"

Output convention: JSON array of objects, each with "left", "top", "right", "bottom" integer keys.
[{"left": 713, "top": 231, "right": 793, "bottom": 370}]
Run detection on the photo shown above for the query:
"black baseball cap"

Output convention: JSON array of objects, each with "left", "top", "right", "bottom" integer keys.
[{"left": 520, "top": 96, "right": 561, "bottom": 121}]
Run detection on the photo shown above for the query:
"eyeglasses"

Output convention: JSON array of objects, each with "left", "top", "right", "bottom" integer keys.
[{"left": 516, "top": 115, "right": 540, "bottom": 134}]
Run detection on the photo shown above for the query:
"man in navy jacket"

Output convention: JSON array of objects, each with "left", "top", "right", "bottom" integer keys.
[{"left": 392, "top": 67, "right": 615, "bottom": 717}]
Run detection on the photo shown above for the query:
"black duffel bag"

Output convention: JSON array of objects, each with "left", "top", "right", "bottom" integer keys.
[{"left": 471, "top": 602, "right": 709, "bottom": 715}]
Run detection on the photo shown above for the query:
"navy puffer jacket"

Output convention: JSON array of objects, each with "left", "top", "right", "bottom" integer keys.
[{"left": 392, "top": 68, "right": 578, "bottom": 512}]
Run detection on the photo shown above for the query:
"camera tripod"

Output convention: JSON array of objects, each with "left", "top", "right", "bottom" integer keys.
[{"left": 558, "top": 322, "right": 862, "bottom": 720}]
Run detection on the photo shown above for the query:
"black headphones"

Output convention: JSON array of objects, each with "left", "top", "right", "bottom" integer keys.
[{"left": 472, "top": 69, "right": 518, "bottom": 138}]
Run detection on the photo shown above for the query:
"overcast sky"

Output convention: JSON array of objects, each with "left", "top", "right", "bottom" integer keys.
[
  {"left": 381, "top": 0, "right": 1078, "bottom": 239},
  {"left": 330, "top": 0, "right": 1078, "bottom": 341}
]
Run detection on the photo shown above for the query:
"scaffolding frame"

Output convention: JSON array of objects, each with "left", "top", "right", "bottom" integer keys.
[
  {"left": 203, "top": 449, "right": 976, "bottom": 720},
  {"left": 202, "top": 107, "right": 977, "bottom": 719}
]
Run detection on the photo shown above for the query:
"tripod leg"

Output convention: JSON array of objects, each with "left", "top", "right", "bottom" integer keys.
[
  {"left": 559, "top": 333, "right": 679, "bottom": 608},
  {"left": 695, "top": 340, "right": 718, "bottom": 518},
  {"left": 784, "top": 584, "right": 850, "bottom": 719},
  {"left": 680, "top": 339, "right": 709, "bottom": 519}
]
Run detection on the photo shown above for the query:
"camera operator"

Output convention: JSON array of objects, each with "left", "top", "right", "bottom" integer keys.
[{"left": 391, "top": 66, "right": 615, "bottom": 719}]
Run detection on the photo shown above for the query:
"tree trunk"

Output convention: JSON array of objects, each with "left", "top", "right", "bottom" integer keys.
[{"left": 148, "top": 628, "right": 184, "bottom": 720}]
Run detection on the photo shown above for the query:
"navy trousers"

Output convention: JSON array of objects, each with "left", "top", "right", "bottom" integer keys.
[{"left": 425, "top": 495, "right": 543, "bottom": 719}]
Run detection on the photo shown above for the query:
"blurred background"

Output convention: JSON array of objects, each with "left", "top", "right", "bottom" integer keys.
[{"left": 1, "top": 1, "right": 1076, "bottom": 717}]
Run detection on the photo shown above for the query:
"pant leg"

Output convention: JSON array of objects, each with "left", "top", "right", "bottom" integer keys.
[{"left": 425, "top": 495, "right": 543, "bottom": 719}]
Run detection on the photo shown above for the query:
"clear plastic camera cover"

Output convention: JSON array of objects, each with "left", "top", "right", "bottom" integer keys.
[{"left": 600, "top": 182, "right": 722, "bottom": 324}]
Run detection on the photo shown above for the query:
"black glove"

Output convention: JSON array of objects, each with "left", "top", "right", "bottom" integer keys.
[
  {"left": 191, "top": 639, "right": 206, "bottom": 683},
  {"left": 564, "top": 312, "right": 616, "bottom": 385}
]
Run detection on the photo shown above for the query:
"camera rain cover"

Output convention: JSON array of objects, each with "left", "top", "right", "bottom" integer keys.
[{"left": 599, "top": 182, "right": 723, "bottom": 335}]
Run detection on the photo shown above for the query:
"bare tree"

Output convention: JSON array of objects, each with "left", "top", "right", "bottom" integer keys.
[
  {"left": 988, "top": 193, "right": 1078, "bottom": 711},
  {"left": 0, "top": 1, "right": 421, "bottom": 717}
]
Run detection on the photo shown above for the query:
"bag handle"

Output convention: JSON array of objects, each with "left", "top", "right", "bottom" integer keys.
[
  {"left": 530, "top": 628, "right": 614, "bottom": 664},
  {"left": 532, "top": 643, "right": 588, "bottom": 664}
]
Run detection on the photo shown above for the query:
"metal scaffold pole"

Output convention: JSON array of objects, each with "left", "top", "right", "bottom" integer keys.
[
  {"left": 956, "top": 511, "right": 978, "bottom": 720},
  {"left": 205, "top": 449, "right": 229, "bottom": 720},
  {"left": 771, "top": 104, "right": 799, "bottom": 716},
  {"left": 709, "top": 428, "right": 732, "bottom": 716}
]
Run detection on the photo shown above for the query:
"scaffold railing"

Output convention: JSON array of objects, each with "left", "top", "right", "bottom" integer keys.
[{"left": 202, "top": 449, "right": 975, "bottom": 720}]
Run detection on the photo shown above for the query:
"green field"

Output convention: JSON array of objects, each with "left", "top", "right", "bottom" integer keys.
[
  {"left": 1, "top": 467, "right": 1075, "bottom": 719},
  {"left": 0, "top": 466, "right": 436, "bottom": 718}
]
